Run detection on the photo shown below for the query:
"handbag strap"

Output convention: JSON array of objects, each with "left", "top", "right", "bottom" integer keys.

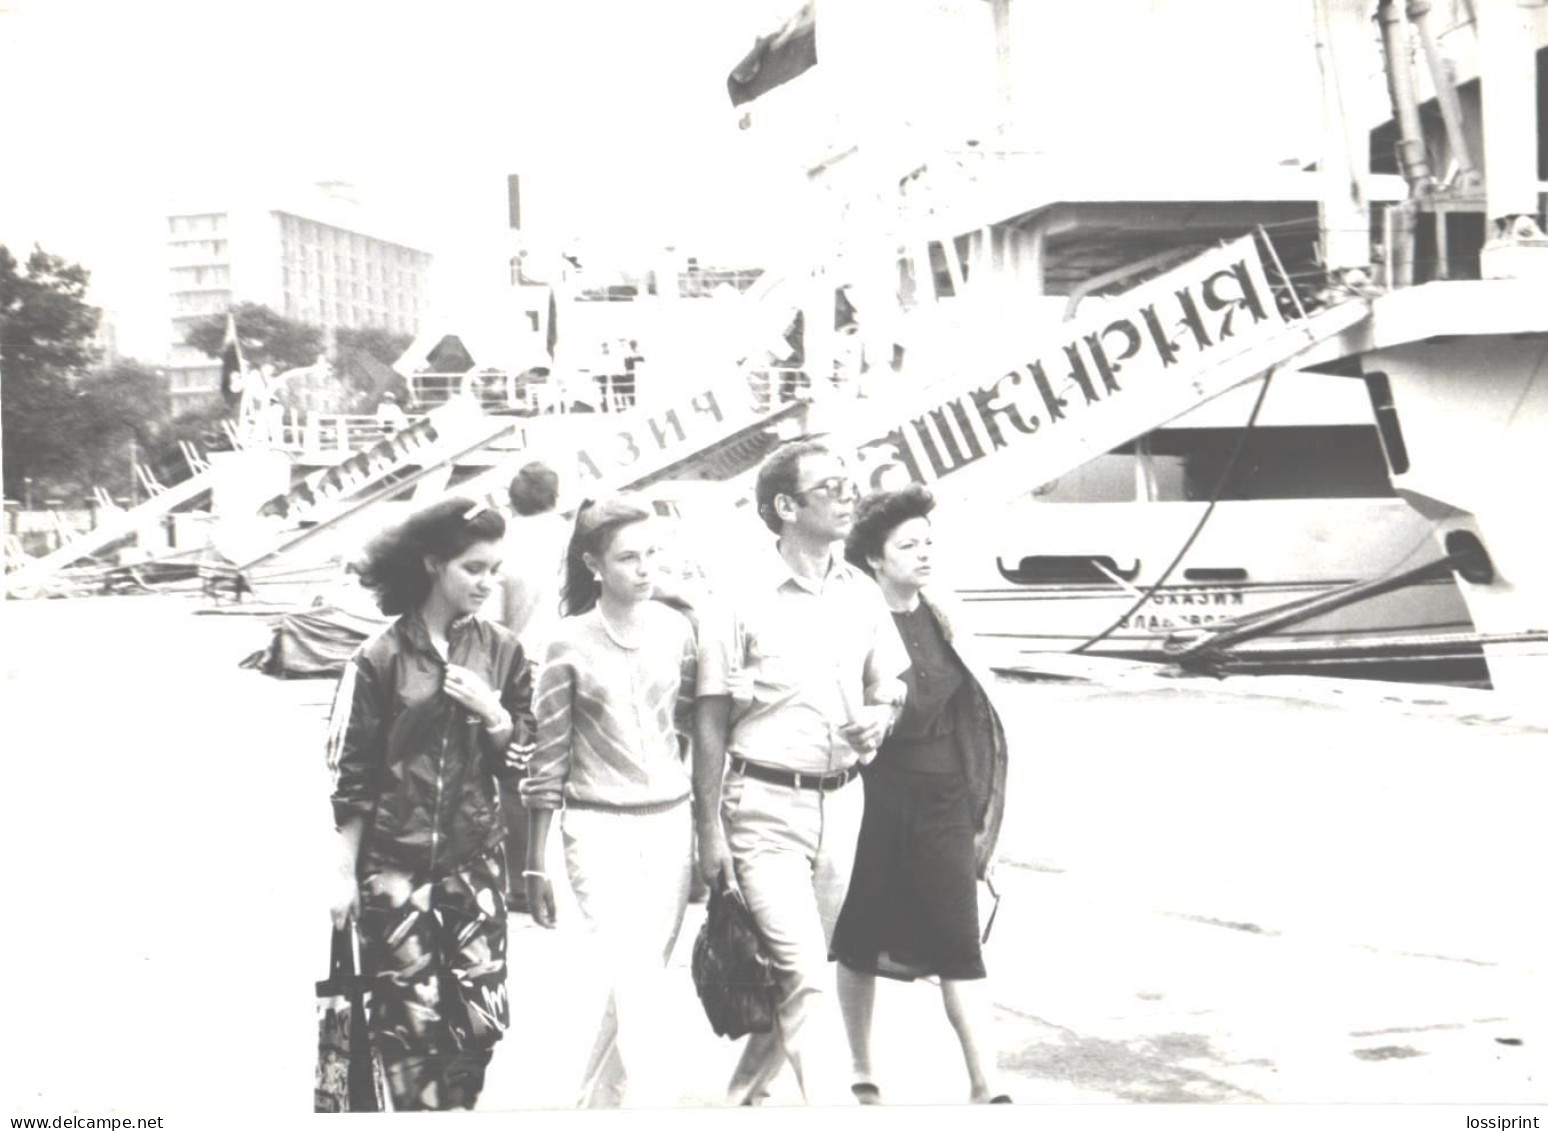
[
  {"left": 710, "top": 873, "right": 772, "bottom": 952},
  {"left": 331, "top": 924, "right": 354, "bottom": 978}
]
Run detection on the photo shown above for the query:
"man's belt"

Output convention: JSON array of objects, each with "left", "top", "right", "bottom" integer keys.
[{"left": 729, "top": 755, "right": 859, "bottom": 793}]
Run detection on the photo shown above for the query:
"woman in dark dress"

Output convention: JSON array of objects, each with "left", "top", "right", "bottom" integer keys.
[{"left": 831, "top": 484, "right": 1011, "bottom": 1104}]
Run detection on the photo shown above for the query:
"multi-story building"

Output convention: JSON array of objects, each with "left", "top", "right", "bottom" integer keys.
[{"left": 165, "top": 183, "right": 433, "bottom": 410}]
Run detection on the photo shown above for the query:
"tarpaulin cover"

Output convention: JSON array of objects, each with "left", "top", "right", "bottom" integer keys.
[{"left": 242, "top": 605, "right": 388, "bottom": 679}]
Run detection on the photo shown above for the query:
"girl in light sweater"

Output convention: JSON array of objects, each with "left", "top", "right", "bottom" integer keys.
[{"left": 520, "top": 495, "right": 698, "bottom": 1108}]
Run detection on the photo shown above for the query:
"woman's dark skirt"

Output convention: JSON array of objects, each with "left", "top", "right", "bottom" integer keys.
[{"left": 832, "top": 765, "right": 986, "bottom": 982}]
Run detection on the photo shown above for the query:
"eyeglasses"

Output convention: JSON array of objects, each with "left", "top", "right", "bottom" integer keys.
[{"left": 789, "top": 476, "right": 859, "bottom": 502}]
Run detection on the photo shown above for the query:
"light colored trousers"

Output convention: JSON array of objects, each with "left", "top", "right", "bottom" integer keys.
[
  {"left": 562, "top": 800, "right": 693, "bottom": 1108},
  {"left": 721, "top": 768, "right": 865, "bottom": 1106}
]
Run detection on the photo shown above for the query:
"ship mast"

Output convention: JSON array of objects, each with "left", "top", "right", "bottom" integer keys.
[
  {"left": 1313, "top": 0, "right": 1377, "bottom": 282},
  {"left": 1475, "top": 0, "right": 1547, "bottom": 277}
]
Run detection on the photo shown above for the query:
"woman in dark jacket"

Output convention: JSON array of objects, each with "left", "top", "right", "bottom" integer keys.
[
  {"left": 832, "top": 484, "right": 1011, "bottom": 1105},
  {"left": 327, "top": 496, "right": 534, "bottom": 1111}
]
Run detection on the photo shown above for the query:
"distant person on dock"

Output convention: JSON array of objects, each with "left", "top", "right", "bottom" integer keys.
[
  {"left": 520, "top": 495, "right": 701, "bottom": 1107},
  {"left": 374, "top": 390, "right": 407, "bottom": 434},
  {"left": 832, "top": 484, "right": 1011, "bottom": 1104},
  {"left": 693, "top": 439, "right": 908, "bottom": 1105},
  {"left": 494, "top": 460, "right": 570, "bottom": 914},
  {"left": 326, "top": 496, "right": 535, "bottom": 1111},
  {"left": 497, "top": 461, "right": 568, "bottom": 659}
]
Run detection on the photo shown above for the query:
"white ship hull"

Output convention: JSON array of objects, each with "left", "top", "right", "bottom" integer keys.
[{"left": 938, "top": 497, "right": 1482, "bottom": 682}]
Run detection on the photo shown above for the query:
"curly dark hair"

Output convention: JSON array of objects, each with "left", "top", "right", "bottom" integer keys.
[
  {"left": 844, "top": 483, "right": 935, "bottom": 577},
  {"left": 356, "top": 496, "right": 507, "bottom": 616},
  {"left": 754, "top": 438, "right": 833, "bottom": 534}
]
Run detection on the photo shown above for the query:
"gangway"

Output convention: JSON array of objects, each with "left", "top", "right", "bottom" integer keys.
[
  {"left": 255, "top": 405, "right": 501, "bottom": 525},
  {"left": 232, "top": 407, "right": 521, "bottom": 571},
  {"left": 823, "top": 235, "right": 1372, "bottom": 509},
  {"left": 446, "top": 238, "right": 1365, "bottom": 519},
  {"left": 453, "top": 371, "right": 808, "bottom": 512},
  {"left": 5, "top": 464, "right": 222, "bottom": 595},
  {"left": 93, "top": 239, "right": 1368, "bottom": 599}
]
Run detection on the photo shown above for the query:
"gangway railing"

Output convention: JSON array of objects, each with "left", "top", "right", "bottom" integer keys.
[
  {"left": 178, "top": 441, "right": 212, "bottom": 474},
  {"left": 452, "top": 369, "right": 805, "bottom": 512},
  {"left": 5, "top": 437, "right": 223, "bottom": 592},
  {"left": 5, "top": 467, "right": 222, "bottom": 595},
  {"left": 3, "top": 534, "right": 29, "bottom": 573},
  {"left": 302, "top": 414, "right": 433, "bottom": 455},
  {"left": 255, "top": 405, "right": 515, "bottom": 526},
  {"left": 233, "top": 409, "right": 523, "bottom": 571}
]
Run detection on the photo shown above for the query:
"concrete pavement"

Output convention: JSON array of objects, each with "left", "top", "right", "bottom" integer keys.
[{"left": 3, "top": 597, "right": 1542, "bottom": 1115}]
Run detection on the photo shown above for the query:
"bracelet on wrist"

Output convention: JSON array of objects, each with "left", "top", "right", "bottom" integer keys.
[{"left": 521, "top": 869, "right": 548, "bottom": 880}]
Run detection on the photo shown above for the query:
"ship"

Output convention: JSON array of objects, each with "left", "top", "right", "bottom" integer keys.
[
  {"left": 708, "top": 0, "right": 1548, "bottom": 693},
  {"left": 11, "top": 1, "right": 1545, "bottom": 699}
]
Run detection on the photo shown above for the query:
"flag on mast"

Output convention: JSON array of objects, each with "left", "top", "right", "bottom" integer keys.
[{"left": 220, "top": 311, "right": 245, "bottom": 402}]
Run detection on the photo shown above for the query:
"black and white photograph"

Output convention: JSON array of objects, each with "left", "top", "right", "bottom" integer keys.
[{"left": 2, "top": 0, "right": 1545, "bottom": 1125}]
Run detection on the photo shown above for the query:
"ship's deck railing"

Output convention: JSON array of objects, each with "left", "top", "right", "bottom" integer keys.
[
  {"left": 408, "top": 370, "right": 649, "bottom": 416},
  {"left": 298, "top": 415, "right": 430, "bottom": 455},
  {"left": 409, "top": 371, "right": 550, "bottom": 414},
  {"left": 293, "top": 414, "right": 530, "bottom": 458},
  {"left": 275, "top": 364, "right": 858, "bottom": 460}
]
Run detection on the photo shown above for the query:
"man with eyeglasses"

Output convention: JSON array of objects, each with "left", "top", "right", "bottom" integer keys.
[{"left": 694, "top": 438, "right": 908, "bottom": 1105}]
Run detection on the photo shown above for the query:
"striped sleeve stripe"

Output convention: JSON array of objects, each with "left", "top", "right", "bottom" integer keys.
[
  {"left": 531, "top": 681, "right": 571, "bottom": 713},
  {"left": 324, "top": 660, "right": 359, "bottom": 777}
]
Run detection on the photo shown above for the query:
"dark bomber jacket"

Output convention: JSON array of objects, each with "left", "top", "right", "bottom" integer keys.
[
  {"left": 329, "top": 612, "right": 534, "bottom": 875},
  {"left": 919, "top": 590, "right": 1009, "bottom": 879}
]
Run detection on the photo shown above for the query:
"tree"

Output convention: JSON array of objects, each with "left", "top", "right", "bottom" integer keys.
[
  {"left": 182, "top": 302, "right": 325, "bottom": 375},
  {"left": 334, "top": 326, "right": 413, "bottom": 371},
  {"left": 69, "top": 361, "right": 172, "bottom": 499},
  {"left": 0, "top": 245, "right": 102, "bottom": 499},
  {"left": 157, "top": 399, "right": 238, "bottom": 474}
]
